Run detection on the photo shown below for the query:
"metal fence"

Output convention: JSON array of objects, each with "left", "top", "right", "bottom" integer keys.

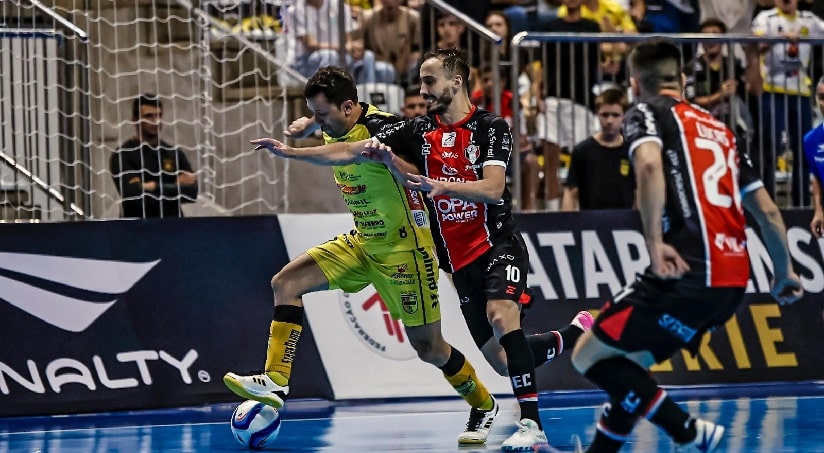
[{"left": 510, "top": 32, "right": 824, "bottom": 212}]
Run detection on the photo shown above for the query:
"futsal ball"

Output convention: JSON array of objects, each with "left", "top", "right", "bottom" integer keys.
[{"left": 230, "top": 400, "right": 282, "bottom": 449}]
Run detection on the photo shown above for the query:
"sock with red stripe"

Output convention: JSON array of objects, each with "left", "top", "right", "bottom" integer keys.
[
  {"left": 583, "top": 357, "right": 694, "bottom": 449},
  {"left": 500, "top": 329, "right": 541, "bottom": 428},
  {"left": 527, "top": 324, "right": 584, "bottom": 367}
]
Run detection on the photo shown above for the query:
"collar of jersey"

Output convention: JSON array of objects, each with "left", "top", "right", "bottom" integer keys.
[{"left": 435, "top": 104, "right": 477, "bottom": 129}]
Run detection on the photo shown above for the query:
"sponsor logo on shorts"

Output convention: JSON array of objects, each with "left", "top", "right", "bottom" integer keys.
[
  {"left": 338, "top": 184, "right": 367, "bottom": 195},
  {"left": 412, "top": 210, "right": 427, "bottom": 227},
  {"left": 658, "top": 313, "right": 697, "bottom": 343}
]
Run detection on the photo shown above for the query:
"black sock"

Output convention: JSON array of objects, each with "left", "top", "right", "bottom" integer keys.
[
  {"left": 586, "top": 400, "right": 638, "bottom": 453},
  {"left": 584, "top": 357, "right": 692, "bottom": 443},
  {"left": 528, "top": 324, "right": 583, "bottom": 367},
  {"left": 500, "top": 330, "right": 541, "bottom": 429},
  {"left": 274, "top": 304, "right": 304, "bottom": 324}
]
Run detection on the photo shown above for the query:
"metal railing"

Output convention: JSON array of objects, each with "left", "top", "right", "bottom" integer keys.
[{"left": 510, "top": 33, "right": 824, "bottom": 212}]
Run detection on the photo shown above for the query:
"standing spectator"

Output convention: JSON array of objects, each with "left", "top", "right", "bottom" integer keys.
[
  {"left": 358, "top": 0, "right": 422, "bottom": 85},
  {"left": 752, "top": 0, "right": 824, "bottom": 206},
  {"left": 804, "top": 77, "right": 824, "bottom": 236},
  {"left": 401, "top": 84, "right": 428, "bottom": 119},
  {"left": 684, "top": 18, "right": 752, "bottom": 145},
  {"left": 537, "top": 0, "right": 601, "bottom": 210},
  {"left": 561, "top": 87, "right": 634, "bottom": 211},
  {"left": 110, "top": 94, "right": 198, "bottom": 218},
  {"left": 571, "top": 38, "right": 803, "bottom": 453},
  {"left": 282, "top": 0, "right": 395, "bottom": 84}
]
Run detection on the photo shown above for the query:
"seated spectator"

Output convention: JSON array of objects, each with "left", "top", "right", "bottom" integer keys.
[
  {"left": 502, "top": 0, "right": 560, "bottom": 34},
  {"left": 684, "top": 18, "right": 752, "bottom": 142},
  {"left": 638, "top": 0, "right": 699, "bottom": 33},
  {"left": 537, "top": 0, "right": 601, "bottom": 210},
  {"left": 110, "top": 94, "right": 198, "bottom": 218},
  {"left": 557, "top": 0, "right": 638, "bottom": 87},
  {"left": 402, "top": 84, "right": 428, "bottom": 119},
  {"left": 282, "top": 0, "right": 395, "bottom": 84},
  {"left": 358, "top": 0, "right": 422, "bottom": 85},
  {"left": 471, "top": 64, "right": 541, "bottom": 211},
  {"left": 561, "top": 87, "right": 634, "bottom": 211}
]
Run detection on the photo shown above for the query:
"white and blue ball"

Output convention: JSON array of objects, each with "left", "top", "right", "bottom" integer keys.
[{"left": 230, "top": 400, "right": 282, "bottom": 449}]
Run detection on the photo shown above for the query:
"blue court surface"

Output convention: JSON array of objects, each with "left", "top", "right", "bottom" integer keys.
[{"left": 2, "top": 382, "right": 824, "bottom": 452}]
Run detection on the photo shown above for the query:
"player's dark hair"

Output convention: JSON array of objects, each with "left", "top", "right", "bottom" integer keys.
[
  {"left": 133, "top": 94, "right": 162, "bottom": 120},
  {"left": 303, "top": 66, "right": 359, "bottom": 107},
  {"left": 422, "top": 48, "right": 471, "bottom": 94},
  {"left": 628, "top": 38, "right": 683, "bottom": 95},
  {"left": 594, "top": 87, "right": 629, "bottom": 112}
]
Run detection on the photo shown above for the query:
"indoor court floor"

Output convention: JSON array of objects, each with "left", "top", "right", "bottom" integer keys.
[{"left": 2, "top": 383, "right": 824, "bottom": 452}]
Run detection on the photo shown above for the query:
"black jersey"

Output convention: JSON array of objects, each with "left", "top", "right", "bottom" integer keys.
[
  {"left": 375, "top": 106, "right": 515, "bottom": 272},
  {"left": 566, "top": 136, "right": 635, "bottom": 210},
  {"left": 623, "top": 94, "right": 762, "bottom": 287}
]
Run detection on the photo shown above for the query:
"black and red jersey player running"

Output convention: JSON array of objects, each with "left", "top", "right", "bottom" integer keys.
[
  {"left": 567, "top": 39, "right": 804, "bottom": 453},
  {"left": 366, "top": 49, "right": 593, "bottom": 451}
]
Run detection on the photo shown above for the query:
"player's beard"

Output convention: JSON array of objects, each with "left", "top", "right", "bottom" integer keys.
[{"left": 426, "top": 87, "right": 452, "bottom": 115}]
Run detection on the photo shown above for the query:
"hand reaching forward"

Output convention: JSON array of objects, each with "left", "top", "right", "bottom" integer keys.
[
  {"left": 251, "top": 137, "right": 292, "bottom": 158},
  {"left": 406, "top": 173, "right": 448, "bottom": 198},
  {"left": 361, "top": 138, "right": 395, "bottom": 166}
]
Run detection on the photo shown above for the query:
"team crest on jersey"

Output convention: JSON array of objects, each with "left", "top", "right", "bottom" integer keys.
[
  {"left": 442, "top": 132, "right": 456, "bottom": 147},
  {"left": 465, "top": 143, "right": 480, "bottom": 164},
  {"left": 401, "top": 291, "right": 419, "bottom": 314}
]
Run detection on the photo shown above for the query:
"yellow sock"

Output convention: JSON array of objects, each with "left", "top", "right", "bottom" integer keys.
[
  {"left": 264, "top": 320, "right": 302, "bottom": 386},
  {"left": 443, "top": 358, "right": 493, "bottom": 410}
]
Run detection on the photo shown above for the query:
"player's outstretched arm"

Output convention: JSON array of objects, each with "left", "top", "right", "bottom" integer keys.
[
  {"left": 252, "top": 137, "right": 372, "bottom": 166},
  {"left": 742, "top": 187, "right": 804, "bottom": 305},
  {"left": 361, "top": 139, "right": 422, "bottom": 189}
]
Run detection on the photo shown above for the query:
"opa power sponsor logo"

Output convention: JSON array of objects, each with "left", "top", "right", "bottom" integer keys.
[
  {"left": 0, "top": 252, "right": 210, "bottom": 396},
  {"left": 339, "top": 291, "right": 417, "bottom": 361}
]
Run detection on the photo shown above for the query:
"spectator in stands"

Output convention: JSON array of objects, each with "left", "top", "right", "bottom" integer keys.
[
  {"left": 556, "top": 0, "right": 638, "bottom": 87},
  {"left": 282, "top": 0, "right": 395, "bottom": 84},
  {"left": 752, "top": 0, "right": 824, "bottom": 207},
  {"left": 402, "top": 84, "right": 428, "bottom": 119},
  {"left": 358, "top": 0, "right": 422, "bottom": 86},
  {"left": 537, "top": 0, "right": 601, "bottom": 210},
  {"left": 804, "top": 77, "right": 824, "bottom": 236},
  {"left": 638, "top": 0, "right": 699, "bottom": 33},
  {"left": 684, "top": 18, "right": 752, "bottom": 143},
  {"left": 502, "top": 0, "right": 560, "bottom": 34},
  {"left": 110, "top": 94, "right": 198, "bottom": 218},
  {"left": 562, "top": 87, "right": 634, "bottom": 211},
  {"left": 472, "top": 64, "right": 541, "bottom": 211}
]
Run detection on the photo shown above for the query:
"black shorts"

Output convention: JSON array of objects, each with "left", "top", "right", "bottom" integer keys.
[
  {"left": 451, "top": 231, "right": 530, "bottom": 348},
  {"left": 592, "top": 270, "right": 746, "bottom": 363}
]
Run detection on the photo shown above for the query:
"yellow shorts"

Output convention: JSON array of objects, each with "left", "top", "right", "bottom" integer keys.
[{"left": 307, "top": 232, "right": 441, "bottom": 327}]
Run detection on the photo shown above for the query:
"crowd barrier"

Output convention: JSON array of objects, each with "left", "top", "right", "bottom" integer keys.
[{"left": 1, "top": 211, "right": 822, "bottom": 416}]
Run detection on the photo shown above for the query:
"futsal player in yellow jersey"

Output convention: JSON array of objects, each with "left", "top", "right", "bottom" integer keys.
[{"left": 224, "top": 66, "right": 501, "bottom": 445}]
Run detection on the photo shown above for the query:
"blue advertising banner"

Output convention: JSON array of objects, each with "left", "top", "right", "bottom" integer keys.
[
  {"left": 517, "top": 210, "right": 824, "bottom": 391},
  {"left": 0, "top": 217, "right": 331, "bottom": 417}
]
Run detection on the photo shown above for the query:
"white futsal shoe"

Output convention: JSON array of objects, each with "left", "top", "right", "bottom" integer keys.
[{"left": 223, "top": 372, "right": 288, "bottom": 409}]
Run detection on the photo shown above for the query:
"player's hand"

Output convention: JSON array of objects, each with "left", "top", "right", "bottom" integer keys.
[
  {"left": 361, "top": 138, "right": 394, "bottom": 166},
  {"left": 770, "top": 274, "right": 803, "bottom": 305},
  {"left": 648, "top": 242, "right": 690, "bottom": 279},
  {"left": 284, "top": 117, "right": 319, "bottom": 139},
  {"left": 251, "top": 137, "right": 292, "bottom": 158},
  {"left": 406, "top": 173, "right": 447, "bottom": 197},
  {"left": 810, "top": 212, "right": 824, "bottom": 237}
]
